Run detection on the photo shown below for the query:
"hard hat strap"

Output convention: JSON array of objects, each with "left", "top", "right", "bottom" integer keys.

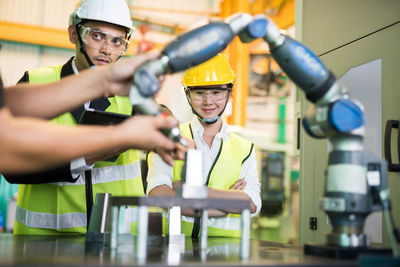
[{"left": 75, "top": 23, "right": 95, "bottom": 67}]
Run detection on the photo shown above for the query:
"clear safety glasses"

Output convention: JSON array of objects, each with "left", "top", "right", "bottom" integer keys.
[
  {"left": 189, "top": 89, "right": 229, "bottom": 102},
  {"left": 79, "top": 25, "right": 130, "bottom": 56}
]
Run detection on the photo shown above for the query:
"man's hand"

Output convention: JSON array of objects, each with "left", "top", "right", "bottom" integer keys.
[
  {"left": 155, "top": 137, "right": 193, "bottom": 166},
  {"left": 118, "top": 115, "right": 186, "bottom": 155},
  {"left": 101, "top": 52, "right": 160, "bottom": 98},
  {"left": 229, "top": 178, "right": 246, "bottom": 190}
]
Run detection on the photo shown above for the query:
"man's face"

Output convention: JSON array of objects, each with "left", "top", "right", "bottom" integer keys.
[{"left": 70, "top": 21, "right": 128, "bottom": 70}]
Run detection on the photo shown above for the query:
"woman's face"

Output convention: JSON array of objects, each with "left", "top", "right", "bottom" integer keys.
[{"left": 188, "top": 85, "right": 231, "bottom": 120}]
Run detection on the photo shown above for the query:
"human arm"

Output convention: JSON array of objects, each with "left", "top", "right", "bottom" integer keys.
[
  {"left": 146, "top": 152, "right": 229, "bottom": 217},
  {"left": 0, "top": 108, "right": 181, "bottom": 175},
  {"left": 178, "top": 147, "right": 260, "bottom": 215},
  {"left": 3, "top": 143, "right": 127, "bottom": 184},
  {"left": 168, "top": 179, "right": 257, "bottom": 214},
  {"left": 235, "top": 147, "right": 261, "bottom": 214},
  {"left": 207, "top": 187, "right": 257, "bottom": 214},
  {"left": 5, "top": 53, "right": 159, "bottom": 119}
]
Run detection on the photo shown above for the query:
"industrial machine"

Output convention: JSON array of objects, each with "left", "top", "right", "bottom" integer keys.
[{"left": 127, "top": 12, "right": 399, "bottom": 258}]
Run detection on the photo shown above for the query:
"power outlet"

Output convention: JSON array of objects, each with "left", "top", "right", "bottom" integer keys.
[{"left": 309, "top": 217, "right": 317, "bottom": 230}]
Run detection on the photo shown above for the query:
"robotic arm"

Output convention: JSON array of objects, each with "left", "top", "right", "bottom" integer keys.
[{"left": 255, "top": 16, "right": 397, "bottom": 251}]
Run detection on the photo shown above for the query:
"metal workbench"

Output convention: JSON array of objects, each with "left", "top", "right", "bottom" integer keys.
[{"left": 0, "top": 233, "right": 357, "bottom": 266}]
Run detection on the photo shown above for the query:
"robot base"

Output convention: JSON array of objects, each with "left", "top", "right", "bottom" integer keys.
[{"left": 304, "top": 243, "right": 393, "bottom": 259}]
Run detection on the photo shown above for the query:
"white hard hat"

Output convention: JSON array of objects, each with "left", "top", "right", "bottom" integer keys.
[{"left": 69, "top": 0, "right": 133, "bottom": 33}]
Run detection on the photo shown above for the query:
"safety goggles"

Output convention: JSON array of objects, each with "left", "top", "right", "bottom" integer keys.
[
  {"left": 79, "top": 25, "right": 130, "bottom": 56},
  {"left": 189, "top": 88, "right": 230, "bottom": 102}
]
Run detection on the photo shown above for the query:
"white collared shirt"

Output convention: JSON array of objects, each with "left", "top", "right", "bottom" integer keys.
[
  {"left": 147, "top": 117, "right": 261, "bottom": 215},
  {"left": 70, "top": 57, "right": 94, "bottom": 178}
]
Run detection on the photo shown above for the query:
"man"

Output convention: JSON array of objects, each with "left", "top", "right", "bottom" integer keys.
[
  {"left": 147, "top": 54, "right": 261, "bottom": 238},
  {"left": 8, "top": 0, "right": 160, "bottom": 235}
]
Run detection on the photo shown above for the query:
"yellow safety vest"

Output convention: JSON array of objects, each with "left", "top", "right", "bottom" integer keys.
[
  {"left": 14, "top": 65, "right": 143, "bottom": 235},
  {"left": 167, "top": 123, "right": 254, "bottom": 237}
]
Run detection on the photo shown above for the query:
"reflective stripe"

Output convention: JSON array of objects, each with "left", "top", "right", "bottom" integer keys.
[
  {"left": 53, "top": 161, "right": 141, "bottom": 186},
  {"left": 15, "top": 206, "right": 86, "bottom": 229},
  {"left": 165, "top": 212, "right": 241, "bottom": 231},
  {"left": 208, "top": 216, "right": 241, "bottom": 231}
]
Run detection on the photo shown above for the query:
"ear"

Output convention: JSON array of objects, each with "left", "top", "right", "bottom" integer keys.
[
  {"left": 68, "top": 25, "right": 77, "bottom": 44},
  {"left": 184, "top": 87, "right": 190, "bottom": 96}
]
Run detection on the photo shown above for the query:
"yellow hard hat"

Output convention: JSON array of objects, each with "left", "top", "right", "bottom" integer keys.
[{"left": 182, "top": 54, "right": 236, "bottom": 87}]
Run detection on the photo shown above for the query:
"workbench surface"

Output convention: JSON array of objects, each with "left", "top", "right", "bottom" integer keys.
[{"left": 0, "top": 234, "right": 356, "bottom": 266}]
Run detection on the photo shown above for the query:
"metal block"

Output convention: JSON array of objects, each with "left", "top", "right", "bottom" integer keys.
[
  {"left": 86, "top": 193, "right": 112, "bottom": 244},
  {"left": 184, "top": 149, "right": 203, "bottom": 186},
  {"left": 180, "top": 184, "right": 207, "bottom": 199},
  {"left": 240, "top": 209, "right": 250, "bottom": 260},
  {"left": 168, "top": 207, "right": 183, "bottom": 236},
  {"left": 200, "top": 210, "right": 208, "bottom": 250},
  {"left": 178, "top": 149, "right": 208, "bottom": 199},
  {"left": 136, "top": 206, "right": 149, "bottom": 261}
]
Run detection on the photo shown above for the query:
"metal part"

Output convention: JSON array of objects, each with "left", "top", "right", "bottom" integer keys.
[
  {"left": 225, "top": 13, "right": 253, "bottom": 35},
  {"left": 132, "top": 55, "right": 171, "bottom": 98},
  {"left": 177, "top": 149, "right": 208, "bottom": 198},
  {"left": 326, "top": 231, "right": 368, "bottom": 247},
  {"left": 86, "top": 193, "right": 112, "bottom": 244},
  {"left": 103, "top": 195, "right": 250, "bottom": 263},
  {"left": 200, "top": 210, "right": 208, "bottom": 250},
  {"left": 162, "top": 22, "right": 234, "bottom": 72},
  {"left": 136, "top": 206, "right": 149, "bottom": 262},
  {"left": 329, "top": 134, "right": 364, "bottom": 151},
  {"left": 168, "top": 206, "right": 185, "bottom": 257},
  {"left": 129, "top": 84, "right": 187, "bottom": 148},
  {"left": 261, "top": 17, "right": 284, "bottom": 49},
  {"left": 226, "top": 13, "right": 257, "bottom": 44},
  {"left": 110, "top": 205, "right": 119, "bottom": 249},
  {"left": 162, "top": 127, "right": 188, "bottom": 148},
  {"left": 235, "top": 14, "right": 268, "bottom": 43},
  {"left": 321, "top": 197, "right": 346, "bottom": 212},
  {"left": 240, "top": 209, "right": 250, "bottom": 260},
  {"left": 315, "top": 81, "right": 346, "bottom": 106}
]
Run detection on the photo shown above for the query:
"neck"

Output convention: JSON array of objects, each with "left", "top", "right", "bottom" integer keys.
[
  {"left": 199, "top": 118, "right": 222, "bottom": 146},
  {"left": 74, "top": 55, "right": 89, "bottom": 72}
]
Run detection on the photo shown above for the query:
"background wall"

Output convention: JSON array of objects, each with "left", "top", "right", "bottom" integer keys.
[{"left": 0, "top": 0, "right": 76, "bottom": 86}]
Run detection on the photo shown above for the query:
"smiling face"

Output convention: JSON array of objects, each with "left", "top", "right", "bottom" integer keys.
[
  {"left": 69, "top": 20, "right": 127, "bottom": 71},
  {"left": 187, "top": 85, "right": 231, "bottom": 121}
]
